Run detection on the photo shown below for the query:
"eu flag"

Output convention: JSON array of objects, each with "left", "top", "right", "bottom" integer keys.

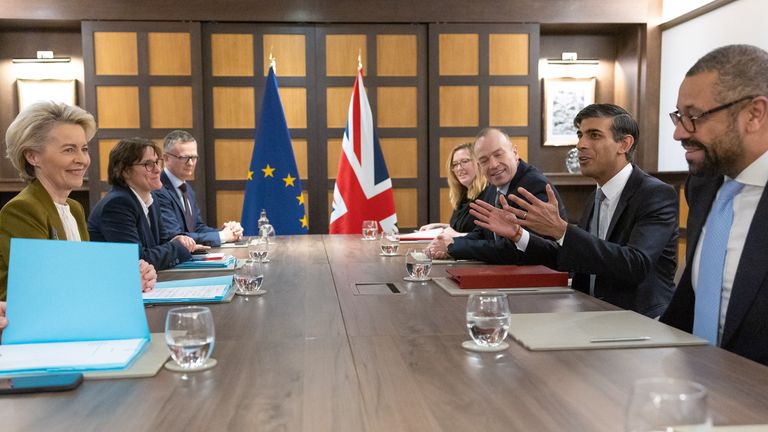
[{"left": 241, "top": 66, "right": 308, "bottom": 235}]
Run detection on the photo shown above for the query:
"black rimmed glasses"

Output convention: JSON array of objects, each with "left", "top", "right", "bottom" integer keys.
[
  {"left": 669, "top": 95, "right": 757, "bottom": 133},
  {"left": 166, "top": 153, "right": 200, "bottom": 164},
  {"left": 133, "top": 159, "right": 164, "bottom": 172}
]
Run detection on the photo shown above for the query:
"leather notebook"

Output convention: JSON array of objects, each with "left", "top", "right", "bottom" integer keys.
[{"left": 446, "top": 265, "right": 568, "bottom": 289}]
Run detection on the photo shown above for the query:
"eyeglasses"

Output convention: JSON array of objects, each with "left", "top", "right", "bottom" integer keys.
[
  {"left": 451, "top": 158, "right": 472, "bottom": 170},
  {"left": 669, "top": 95, "right": 757, "bottom": 133},
  {"left": 133, "top": 159, "right": 163, "bottom": 172},
  {"left": 166, "top": 153, "right": 199, "bottom": 164}
]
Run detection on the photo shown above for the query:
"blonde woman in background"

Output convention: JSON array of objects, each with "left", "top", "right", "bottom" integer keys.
[{"left": 420, "top": 142, "right": 488, "bottom": 234}]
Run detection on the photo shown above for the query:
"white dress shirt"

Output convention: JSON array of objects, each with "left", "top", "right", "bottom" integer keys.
[
  {"left": 54, "top": 202, "right": 81, "bottom": 241},
  {"left": 129, "top": 187, "right": 153, "bottom": 228},
  {"left": 163, "top": 168, "right": 222, "bottom": 241},
  {"left": 692, "top": 149, "right": 768, "bottom": 344}
]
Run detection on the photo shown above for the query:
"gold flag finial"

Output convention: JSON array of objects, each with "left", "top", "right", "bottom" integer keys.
[
  {"left": 357, "top": 49, "right": 362, "bottom": 71},
  {"left": 269, "top": 47, "right": 276, "bottom": 73}
]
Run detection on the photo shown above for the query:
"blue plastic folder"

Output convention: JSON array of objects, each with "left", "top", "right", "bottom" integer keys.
[
  {"left": 172, "top": 255, "right": 237, "bottom": 270},
  {"left": 0, "top": 239, "right": 149, "bottom": 374},
  {"left": 144, "top": 275, "right": 234, "bottom": 304}
]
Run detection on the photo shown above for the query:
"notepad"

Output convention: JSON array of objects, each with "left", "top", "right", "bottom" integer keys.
[
  {"left": 433, "top": 277, "right": 572, "bottom": 296},
  {"left": 143, "top": 275, "right": 234, "bottom": 304},
  {"left": 400, "top": 228, "right": 443, "bottom": 242}
]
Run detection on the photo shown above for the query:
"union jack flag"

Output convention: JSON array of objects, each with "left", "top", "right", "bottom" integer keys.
[{"left": 329, "top": 68, "right": 397, "bottom": 234}]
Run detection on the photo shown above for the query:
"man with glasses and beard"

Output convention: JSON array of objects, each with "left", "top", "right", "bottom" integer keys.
[{"left": 661, "top": 44, "right": 768, "bottom": 366}]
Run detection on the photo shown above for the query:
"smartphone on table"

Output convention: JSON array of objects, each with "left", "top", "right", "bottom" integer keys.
[{"left": 0, "top": 373, "right": 83, "bottom": 395}]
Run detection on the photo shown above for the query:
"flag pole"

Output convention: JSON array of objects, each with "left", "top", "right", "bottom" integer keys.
[{"left": 269, "top": 48, "right": 276, "bottom": 73}]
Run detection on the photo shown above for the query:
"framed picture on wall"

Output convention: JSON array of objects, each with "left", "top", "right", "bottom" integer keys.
[
  {"left": 543, "top": 77, "right": 596, "bottom": 146},
  {"left": 17, "top": 79, "right": 77, "bottom": 111}
]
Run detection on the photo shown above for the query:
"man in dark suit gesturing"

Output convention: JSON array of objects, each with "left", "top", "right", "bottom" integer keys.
[
  {"left": 472, "top": 104, "right": 678, "bottom": 317},
  {"left": 154, "top": 130, "right": 243, "bottom": 247},
  {"left": 660, "top": 45, "right": 768, "bottom": 366}
]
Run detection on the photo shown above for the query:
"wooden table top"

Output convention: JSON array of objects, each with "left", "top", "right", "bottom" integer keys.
[{"left": 3, "top": 234, "right": 768, "bottom": 431}]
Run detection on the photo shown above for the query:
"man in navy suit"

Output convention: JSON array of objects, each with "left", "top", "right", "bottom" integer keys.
[
  {"left": 471, "top": 105, "right": 678, "bottom": 317},
  {"left": 660, "top": 45, "right": 768, "bottom": 365},
  {"left": 154, "top": 130, "right": 243, "bottom": 247}
]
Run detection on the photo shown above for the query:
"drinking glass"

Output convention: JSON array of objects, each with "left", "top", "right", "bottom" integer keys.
[
  {"left": 625, "top": 378, "right": 711, "bottom": 432},
  {"left": 405, "top": 248, "right": 432, "bottom": 280},
  {"left": 234, "top": 259, "right": 264, "bottom": 296},
  {"left": 259, "top": 223, "right": 276, "bottom": 245},
  {"left": 165, "top": 306, "right": 215, "bottom": 371},
  {"left": 248, "top": 237, "right": 270, "bottom": 263},
  {"left": 362, "top": 220, "right": 378, "bottom": 240},
  {"left": 465, "top": 294, "right": 510, "bottom": 348},
  {"left": 379, "top": 227, "right": 400, "bottom": 255}
]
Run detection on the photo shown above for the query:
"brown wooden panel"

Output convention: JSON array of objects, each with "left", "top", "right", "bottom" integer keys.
[
  {"left": 326, "top": 87, "right": 353, "bottom": 128},
  {"left": 98, "top": 139, "right": 120, "bottom": 182},
  {"left": 96, "top": 86, "right": 140, "bottom": 129},
  {"left": 213, "top": 86, "right": 255, "bottom": 129},
  {"left": 439, "top": 136, "right": 474, "bottom": 178},
  {"left": 214, "top": 139, "right": 252, "bottom": 180},
  {"left": 377, "top": 34, "right": 417, "bottom": 77},
  {"left": 511, "top": 136, "right": 529, "bottom": 164},
  {"left": 393, "top": 188, "right": 417, "bottom": 228},
  {"left": 439, "top": 86, "right": 478, "bottom": 127},
  {"left": 439, "top": 187, "right": 452, "bottom": 224},
  {"left": 292, "top": 139, "right": 308, "bottom": 180},
  {"left": 327, "top": 138, "right": 342, "bottom": 179},
  {"left": 489, "top": 85, "right": 528, "bottom": 127},
  {"left": 380, "top": 138, "right": 416, "bottom": 179},
  {"left": 263, "top": 34, "right": 306, "bottom": 77},
  {"left": 279, "top": 87, "right": 307, "bottom": 129},
  {"left": 326, "top": 34, "right": 367, "bottom": 77},
  {"left": 216, "top": 190, "right": 244, "bottom": 227},
  {"left": 377, "top": 87, "right": 416, "bottom": 128},
  {"left": 149, "top": 86, "right": 193, "bottom": 129},
  {"left": 94, "top": 32, "right": 138, "bottom": 76},
  {"left": 148, "top": 32, "right": 191, "bottom": 76},
  {"left": 678, "top": 237, "right": 686, "bottom": 270},
  {"left": 211, "top": 33, "right": 254, "bottom": 77},
  {"left": 679, "top": 186, "right": 688, "bottom": 229},
  {"left": 489, "top": 34, "right": 528, "bottom": 76},
  {"left": 439, "top": 34, "right": 478, "bottom": 76}
]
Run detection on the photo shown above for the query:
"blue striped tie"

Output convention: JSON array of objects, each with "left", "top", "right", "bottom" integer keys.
[{"left": 693, "top": 179, "right": 744, "bottom": 345}]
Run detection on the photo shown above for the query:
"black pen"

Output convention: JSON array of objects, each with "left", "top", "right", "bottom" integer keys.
[{"left": 590, "top": 336, "right": 651, "bottom": 343}]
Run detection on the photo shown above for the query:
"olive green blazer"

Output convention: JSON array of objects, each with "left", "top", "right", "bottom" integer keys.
[{"left": 0, "top": 180, "right": 89, "bottom": 300}]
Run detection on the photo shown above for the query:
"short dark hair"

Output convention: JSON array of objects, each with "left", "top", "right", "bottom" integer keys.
[
  {"left": 687, "top": 44, "right": 768, "bottom": 104},
  {"left": 107, "top": 137, "right": 162, "bottom": 187},
  {"left": 163, "top": 130, "right": 196, "bottom": 153},
  {"left": 574, "top": 103, "right": 639, "bottom": 162}
]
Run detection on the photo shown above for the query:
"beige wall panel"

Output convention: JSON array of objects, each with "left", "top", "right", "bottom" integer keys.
[
  {"left": 326, "top": 34, "right": 367, "bottom": 77},
  {"left": 327, "top": 138, "right": 342, "bottom": 179},
  {"left": 380, "top": 138, "right": 417, "bottom": 179},
  {"left": 394, "top": 188, "right": 417, "bottom": 228},
  {"left": 211, "top": 34, "right": 254, "bottom": 77},
  {"left": 213, "top": 87, "right": 255, "bottom": 129},
  {"left": 439, "top": 34, "right": 478, "bottom": 76},
  {"left": 511, "top": 136, "right": 528, "bottom": 164},
  {"left": 439, "top": 187, "right": 452, "bottom": 224},
  {"left": 439, "top": 86, "right": 478, "bottom": 127},
  {"left": 377, "top": 87, "right": 417, "bottom": 128},
  {"left": 489, "top": 34, "right": 529, "bottom": 76},
  {"left": 292, "top": 139, "right": 308, "bottom": 180},
  {"left": 439, "top": 136, "right": 474, "bottom": 178},
  {"left": 148, "top": 32, "right": 191, "bottom": 76},
  {"left": 678, "top": 238, "right": 686, "bottom": 270},
  {"left": 216, "top": 190, "right": 244, "bottom": 227},
  {"left": 97, "top": 86, "right": 140, "bottom": 129},
  {"left": 489, "top": 85, "right": 528, "bottom": 127},
  {"left": 326, "top": 87, "right": 353, "bottom": 128},
  {"left": 262, "top": 34, "right": 306, "bottom": 77},
  {"left": 679, "top": 186, "right": 688, "bottom": 229},
  {"left": 214, "top": 139, "right": 252, "bottom": 180},
  {"left": 94, "top": 32, "right": 138, "bottom": 76},
  {"left": 98, "top": 139, "right": 120, "bottom": 182},
  {"left": 278, "top": 87, "right": 307, "bottom": 129},
  {"left": 327, "top": 190, "right": 334, "bottom": 217},
  {"left": 377, "top": 34, "right": 417, "bottom": 77},
  {"left": 149, "top": 86, "right": 193, "bottom": 129}
]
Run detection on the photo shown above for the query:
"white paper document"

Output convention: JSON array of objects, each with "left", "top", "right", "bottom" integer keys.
[
  {"left": 142, "top": 284, "right": 228, "bottom": 300},
  {"left": 400, "top": 228, "right": 443, "bottom": 242},
  {"left": 0, "top": 338, "right": 147, "bottom": 373}
]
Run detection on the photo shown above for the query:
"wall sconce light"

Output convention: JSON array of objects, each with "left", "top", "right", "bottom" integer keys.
[
  {"left": 12, "top": 50, "right": 71, "bottom": 64},
  {"left": 546, "top": 52, "right": 599, "bottom": 65}
]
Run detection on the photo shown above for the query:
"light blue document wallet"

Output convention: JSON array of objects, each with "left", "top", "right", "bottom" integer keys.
[
  {"left": 146, "top": 275, "right": 234, "bottom": 304},
  {"left": 1, "top": 239, "right": 149, "bottom": 374}
]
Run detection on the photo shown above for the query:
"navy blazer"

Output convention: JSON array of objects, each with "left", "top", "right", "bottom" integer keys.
[
  {"left": 522, "top": 166, "right": 678, "bottom": 317},
  {"left": 661, "top": 174, "right": 768, "bottom": 366},
  {"left": 88, "top": 185, "right": 192, "bottom": 270},
  {"left": 448, "top": 160, "right": 567, "bottom": 263},
  {"left": 154, "top": 171, "right": 220, "bottom": 246}
]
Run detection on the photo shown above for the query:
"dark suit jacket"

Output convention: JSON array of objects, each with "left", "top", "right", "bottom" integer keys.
[
  {"left": 661, "top": 174, "right": 768, "bottom": 365},
  {"left": 448, "top": 160, "right": 567, "bottom": 263},
  {"left": 88, "top": 185, "right": 191, "bottom": 270},
  {"left": 154, "top": 171, "right": 220, "bottom": 246},
  {"left": 0, "top": 180, "right": 89, "bottom": 300},
  {"left": 522, "top": 166, "right": 678, "bottom": 317}
]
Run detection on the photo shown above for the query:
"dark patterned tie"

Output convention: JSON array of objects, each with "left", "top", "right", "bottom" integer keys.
[
  {"left": 178, "top": 182, "right": 195, "bottom": 231},
  {"left": 589, "top": 189, "right": 606, "bottom": 296}
]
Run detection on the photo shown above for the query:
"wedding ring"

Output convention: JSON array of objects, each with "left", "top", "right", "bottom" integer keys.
[{"left": 520, "top": 212, "right": 527, "bottom": 221}]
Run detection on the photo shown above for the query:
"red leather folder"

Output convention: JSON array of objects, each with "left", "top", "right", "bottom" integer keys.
[{"left": 446, "top": 265, "right": 568, "bottom": 289}]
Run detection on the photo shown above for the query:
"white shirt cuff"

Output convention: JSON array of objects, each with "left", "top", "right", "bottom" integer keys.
[
  {"left": 514, "top": 229, "right": 530, "bottom": 252},
  {"left": 556, "top": 228, "right": 566, "bottom": 246}
]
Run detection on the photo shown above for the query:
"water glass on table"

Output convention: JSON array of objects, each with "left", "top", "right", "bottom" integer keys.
[
  {"left": 362, "top": 220, "right": 378, "bottom": 240},
  {"left": 234, "top": 258, "right": 264, "bottom": 296},
  {"left": 248, "top": 237, "right": 270, "bottom": 263},
  {"left": 625, "top": 378, "right": 711, "bottom": 432},
  {"left": 404, "top": 248, "right": 432, "bottom": 281},
  {"left": 164, "top": 306, "right": 216, "bottom": 376},
  {"left": 463, "top": 293, "right": 511, "bottom": 352},
  {"left": 379, "top": 227, "right": 400, "bottom": 256}
]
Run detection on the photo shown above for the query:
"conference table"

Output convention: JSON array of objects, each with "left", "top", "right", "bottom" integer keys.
[{"left": 3, "top": 235, "right": 768, "bottom": 431}]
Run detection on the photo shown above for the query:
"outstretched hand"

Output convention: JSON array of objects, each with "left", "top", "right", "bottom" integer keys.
[
  {"left": 504, "top": 184, "right": 567, "bottom": 239},
  {"left": 469, "top": 197, "right": 522, "bottom": 241}
]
